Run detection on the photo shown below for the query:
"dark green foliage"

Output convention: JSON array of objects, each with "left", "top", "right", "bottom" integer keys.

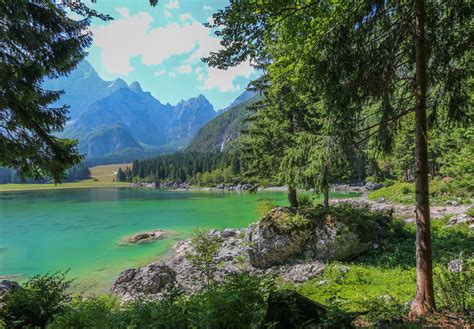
[
  {"left": 0, "top": 272, "right": 72, "bottom": 328},
  {"left": 0, "top": 0, "right": 110, "bottom": 182}
]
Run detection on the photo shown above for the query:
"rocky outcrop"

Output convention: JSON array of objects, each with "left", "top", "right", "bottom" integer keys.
[
  {"left": 246, "top": 207, "right": 380, "bottom": 268},
  {"left": 0, "top": 280, "right": 20, "bottom": 306},
  {"left": 112, "top": 205, "right": 388, "bottom": 303}
]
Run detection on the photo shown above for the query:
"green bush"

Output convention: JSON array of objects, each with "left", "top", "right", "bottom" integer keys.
[
  {"left": 466, "top": 208, "right": 474, "bottom": 217},
  {"left": 434, "top": 254, "right": 473, "bottom": 313},
  {"left": 256, "top": 199, "right": 277, "bottom": 217},
  {"left": 0, "top": 272, "right": 72, "bottom": 328},
  {"left": 49, "top": 295, "right": 123, "bottom": 329},
  {"left": 361, "top": 294, "right": 408, "bottom": 324},
  {"left": 297, "top": 193, "right": 313, "bottom": 208}
]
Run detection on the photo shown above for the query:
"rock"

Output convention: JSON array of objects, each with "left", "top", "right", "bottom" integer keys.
[
  {"left": 376, "top": 197, "right": 386, "bottom": 203},
  {"left": 275, "top": 261, "right": 325, "bottom": 283},
  {"left": 448, "top": 214, "right": 473, "bottom": 225},
  {"left": 403, "top": 217, "right": 416, "bottom": 224},
  {"left": 448, "top": 259, "right": 463, "bottom": 272},
  {"left": 263, "top": 290, "right": 327, "bottom": 329},
  {"left": 221, "top": 228, "right": 238, "bottom": 238},
  {"left": 0, "top": 280, "right": 20, "bottom": 304},
  {"left": 446, "top": 200, "right": 460, "bottom": 207},
  {"left": 245, "top": 208, "right": 311, "bottom": 268},
  {"left": 124, "top": 230, "right": 173, "bottom": 244},
  {"left": 365, "top": 181, "right": 384, "bottom": 191},
  {"left": 111, "top": 263, "right": 176, "bottom": 303}
]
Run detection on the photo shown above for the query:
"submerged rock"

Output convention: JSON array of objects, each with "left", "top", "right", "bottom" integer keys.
[{"left": 121, "top": 230, "right": 174, "bottom": 245}]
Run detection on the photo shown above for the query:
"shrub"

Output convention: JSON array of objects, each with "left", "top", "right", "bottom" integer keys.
[
  {"left": 466, "top": 207, "right": 474, "bottom": 217},
  {"left": 256, "top": 199, "right": 277, "bottom": 217},
  {"left": 0, "top": 272, "right": 72, "bottom": 328},
  {"left": 49, "top": 295, "right": 123, "bottom": 329},
  {"left": 297, "top": 193, "right": 313, "bottom": 208},
  {"left": 361, "top": 294, "right": 408, "bottom": 324},
  {"left": 434, "top": 254, "right": 473, "bottom": 313},
  {"left": 186, "top": 229, "right": 222, "bottom": 288}
]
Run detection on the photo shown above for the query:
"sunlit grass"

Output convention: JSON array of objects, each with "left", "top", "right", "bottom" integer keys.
[{"left": 0, "top": 163, "right": 131, "bottom": 192}]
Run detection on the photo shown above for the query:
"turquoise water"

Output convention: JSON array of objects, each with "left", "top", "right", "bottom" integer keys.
[{"left": 0, "top": 188, "right": 289, "bottom": 293}]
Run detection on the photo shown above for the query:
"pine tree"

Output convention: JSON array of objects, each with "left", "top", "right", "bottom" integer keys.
[{"left": 0, "top": 0, "right": 110, "bottom": 182}]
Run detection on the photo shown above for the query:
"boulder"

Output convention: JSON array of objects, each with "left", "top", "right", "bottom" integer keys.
[
  {"left": 245, "top": 207, "right": 376, "bottom": 268},
  {"left": 448, "top": 214, "right": 473, "bottom": 225},
  {"left": 111, "top": 263, "right": 176, "bottom": 303},
  {"left": 0, "top": 280, "right": 20, "bottom": 298},
  {"left": 245, "top": 208, "right": 311, "bottom": 268},
  {"left": 365, "top": 181, "right": 384, "bottom": 191}
]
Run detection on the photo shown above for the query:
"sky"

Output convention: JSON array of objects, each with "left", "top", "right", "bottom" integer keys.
[{"left": 82, "top": 0, "right": 257, "bottom": 109}]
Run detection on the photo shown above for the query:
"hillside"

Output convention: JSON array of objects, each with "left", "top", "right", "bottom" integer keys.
[{"left": 186, "top": 95, "right": 260, "bottom": 152}]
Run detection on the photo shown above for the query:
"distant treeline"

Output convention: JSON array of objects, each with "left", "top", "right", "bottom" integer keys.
[
  {"left": 0, "top": 163, "right": 91, "bottom": 184},
  {"left": 117, "top": 152, "right": 247, "bottom": 185},
  {"left": 116, "top": 149, "right": 368, "bottom": 186}
]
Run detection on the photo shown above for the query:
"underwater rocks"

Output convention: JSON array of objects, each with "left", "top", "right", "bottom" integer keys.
[{"left": 121, "top": 230, "right": 174, "bottom": 245}]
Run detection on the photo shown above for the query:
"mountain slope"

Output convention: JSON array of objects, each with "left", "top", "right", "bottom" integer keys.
[
  {"left": 78, "top": 125, "right": 142, "bottom": 158},
  {"left": 186, "top": 95, "right": 260, "bottom": 152},
  {"left": 43, "top": 61, "right": 111, "bottom": 120}
]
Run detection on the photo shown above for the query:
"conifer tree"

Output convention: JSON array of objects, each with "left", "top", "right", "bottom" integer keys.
[{"left": 0, "top": 0, "right": 110, "bottom": 182}]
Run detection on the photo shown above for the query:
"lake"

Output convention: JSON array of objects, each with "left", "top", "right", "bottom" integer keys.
[{"left": 0, "top": 188, "right": 290, "bottom": 294}]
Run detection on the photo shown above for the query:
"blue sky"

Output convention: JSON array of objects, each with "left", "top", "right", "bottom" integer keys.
[{"left": 82, "top": 0, "right": 257, "bottom": 109}]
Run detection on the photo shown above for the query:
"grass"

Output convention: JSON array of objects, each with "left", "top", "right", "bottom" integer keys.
[
  {"left": 288, "top": 217, "right": 473, "bottom": 321},
  {"left": 368, "top": 180, "right": 473, "bottom": 205},
  {"left": 0, "top": 164, "right": 131, "bottom": 192}
]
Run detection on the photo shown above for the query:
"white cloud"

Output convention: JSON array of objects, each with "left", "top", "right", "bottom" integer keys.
[
  {"left": 164, "top": 0, "right": 179, "bottom": 10},
  {"left": 164, "top": 10, "right": 172, "bottom": 17},
  {"left": 177, "top": 64, "right": 192, "bottom": 74},
  {"left": 201, "top": 60, "right": 254, "bottom": 92},
  {"left": 179, "top": 13, "right": 194, "bottom": 22},
  {"left": 203, "top": 5, "right": 213, "bottom": 10},
  {"left": 116, "top": 7, "right": 130, "bottom": 17},
  {"left": 92, "top": 10, "right": 256, "bottom": 91},
  {"left": 92, "top": 13, "right": 223, "bottom": 75},
  {"left": 206, "top": 16, "right": 215, "bottom": 25}
]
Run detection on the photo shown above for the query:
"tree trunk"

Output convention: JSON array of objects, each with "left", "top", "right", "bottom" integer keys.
[
  {"left": 323, "top": 185, "right": 329, "bottom": 210},
  {"left": 411, "top": 0, "right": 435, "bottom": 316},
  {"left": 288, "top": 186, "right": 298, "bottom": 208},
  {"left": 322, "top": 166, "right": 329, "bottom": 210}
]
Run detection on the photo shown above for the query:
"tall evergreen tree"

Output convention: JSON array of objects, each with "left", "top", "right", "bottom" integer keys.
[{"left": 0, "top": 0, "right": 110, "bottom": 182}]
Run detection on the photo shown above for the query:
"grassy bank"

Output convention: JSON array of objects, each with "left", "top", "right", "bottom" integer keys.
[
  {"left": 368, "top": 180, "right": 473, "bottom": 205},
  {"left": 0, "top": 164, "right": 131, "bottom": 192}
]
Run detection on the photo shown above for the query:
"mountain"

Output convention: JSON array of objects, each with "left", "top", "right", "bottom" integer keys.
[
  {"left": 43, "top": 61, "right": 111, "bottom": 120},
  {"left": 218, "top": 90, "right": 257, "bottom": 113},
  {"left": 67, "top": 85, "right": 173, "bottom": 146},
  {"left": 47, "top": 61, "right": 217, "bottom": 160},
  {"left": 186, "top": 93, "right": 260, "bottom": 152},
  {"left": 78, "top": 125, "right": 141, "bottom": 158},
  {"left": 169, "top": 95, "right": 216, "bottom": 143}
]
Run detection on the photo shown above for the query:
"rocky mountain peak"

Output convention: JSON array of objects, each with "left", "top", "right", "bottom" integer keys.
[{"left": 129, "top": 81, "right": 143, "bottom": 93}]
